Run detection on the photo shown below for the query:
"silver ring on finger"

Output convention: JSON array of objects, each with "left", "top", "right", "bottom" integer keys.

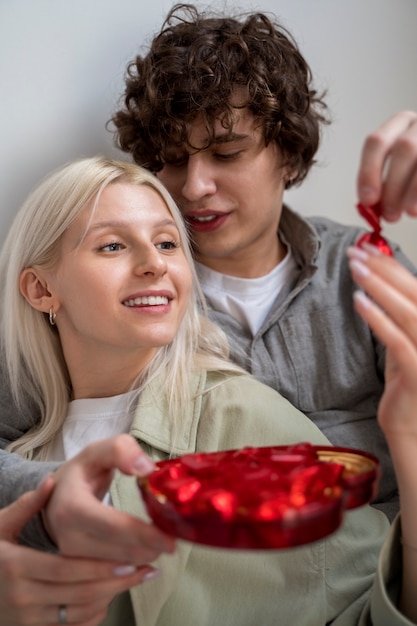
[{"left": 58, "top": 604, "right": 68, "bottom": 624}]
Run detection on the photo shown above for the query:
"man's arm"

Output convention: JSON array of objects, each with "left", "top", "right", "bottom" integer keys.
[
  {"left": 0, "top": 354, "right": 39, "bottom": 450},
  {"left": 0, "top": 352, "right": 57, "bottom": 548},
  {"left": 0, "top": 449, "right": 61, "bottom": 549}
]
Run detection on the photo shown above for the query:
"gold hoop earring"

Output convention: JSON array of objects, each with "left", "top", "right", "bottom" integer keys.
[{"left": 49, "top": 307, "right": 57, "bottom": 326}]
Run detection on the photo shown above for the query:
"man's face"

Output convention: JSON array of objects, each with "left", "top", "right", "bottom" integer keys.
[{"left": 157, "top": 109, "right": 290, "bottom": 278}]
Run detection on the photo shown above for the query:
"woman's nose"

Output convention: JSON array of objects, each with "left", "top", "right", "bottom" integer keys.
[
  {"left": 181, "top": 154, "right": 216, "bottom": 201},
  {"left": 133, "top": 246, "right": 167, "bottom": 277}
]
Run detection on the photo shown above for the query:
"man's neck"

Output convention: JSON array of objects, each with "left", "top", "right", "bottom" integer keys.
[{"left": 195, "top": 234, "right": 287, "bottom": 279}]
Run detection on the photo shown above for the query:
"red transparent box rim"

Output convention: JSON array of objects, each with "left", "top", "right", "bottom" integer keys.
[{"left": 138, "top": 444, "right": 380, "bottom": 550}]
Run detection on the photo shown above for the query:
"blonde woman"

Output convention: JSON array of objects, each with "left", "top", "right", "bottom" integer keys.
[{"left": 0, "top": 156, "right": 416, "bottom": 625}]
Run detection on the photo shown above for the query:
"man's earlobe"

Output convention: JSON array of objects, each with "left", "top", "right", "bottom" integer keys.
[{"left": 284, "top": 169, "right": 299, "bottom": 189}]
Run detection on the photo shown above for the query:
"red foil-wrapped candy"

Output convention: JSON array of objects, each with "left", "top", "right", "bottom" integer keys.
[
  {"left": 138, "top": 444, "right": 380, "bottom": 550},
  {"left": 356, "top": 202, "right": 393, "bottom": 256}
]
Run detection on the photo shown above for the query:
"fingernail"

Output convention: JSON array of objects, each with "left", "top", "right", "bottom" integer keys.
[
  {"left": 132, "top": 455, "right": 155, "bottom": 475},
  {"left": 349, "top": 259, "right": 370, "bottom": 278},
  {"left": 346, "top": 246, "right": 369, "bottom": 261},
  {"left": 143, "top": 568, "right": 161, "bottom": 582},
  {"left": 113, "top": 564, "right": 137, "bottom": 577},
  {"left": 383, "top": 206, "right": 396, "bottom": 218},
  {"left": 361, "top": 242, "right": 383, "bottom": 256},
  {"left": 359, "top": 186, "right": 377, "bottom": 204},
  {"left": 39, "top": 472, "right": 55, "bottom": 486},
  {"left": 353, "top": 290, "right": 372, "bottom": 310}
]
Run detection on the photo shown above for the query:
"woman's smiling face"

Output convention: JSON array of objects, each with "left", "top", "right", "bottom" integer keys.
[{"left": 35, "top": 181, "right": 193, "bottom": 393}]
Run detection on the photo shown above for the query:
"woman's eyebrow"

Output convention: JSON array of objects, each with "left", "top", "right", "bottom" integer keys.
[
  {"left": 85, "top": 217, "right": 177, "bottom": 234},
  {"left": 73, "top": 217, "right": 178, "bottom": 248}
]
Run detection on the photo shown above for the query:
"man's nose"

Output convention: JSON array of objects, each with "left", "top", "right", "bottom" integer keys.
[{"left": 181, "top": 154, "right": 216, "bottom": 201}]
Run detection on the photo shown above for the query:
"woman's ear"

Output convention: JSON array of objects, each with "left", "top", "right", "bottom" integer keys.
[{"left": 19, "top": 268, "right": 56, "bottom": 313}]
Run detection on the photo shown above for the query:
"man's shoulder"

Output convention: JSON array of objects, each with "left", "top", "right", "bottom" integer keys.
[
  {"left": 307, "top": 214, "right": 363, "bottom": 241},
  {"left": 306, "top": 214, "right": 417, "bottom": 274},
  {"left": 281, "top": 207, "right": 364, "bottom": 262}
]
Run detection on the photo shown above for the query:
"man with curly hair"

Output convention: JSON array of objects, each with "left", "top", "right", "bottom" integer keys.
[{"left": 111, "top": 3, "right": 417, "bottom": 521}]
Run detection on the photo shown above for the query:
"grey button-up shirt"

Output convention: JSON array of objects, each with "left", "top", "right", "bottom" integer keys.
[{"left": 201, "top": 206, "right": 417, "bottom": 521}]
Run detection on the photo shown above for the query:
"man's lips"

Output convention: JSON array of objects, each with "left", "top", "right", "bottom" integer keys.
[{"left": 184, "top": 211, "right": 230, "bottom": 233}]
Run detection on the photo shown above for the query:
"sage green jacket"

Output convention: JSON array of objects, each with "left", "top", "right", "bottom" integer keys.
[{"left": 104, "top": 370, "right": 409, "bottom": 626}]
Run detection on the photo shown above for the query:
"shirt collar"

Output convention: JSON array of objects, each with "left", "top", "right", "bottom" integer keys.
[
  {"left": 129, "top": 370, "right": 207, "bottom": 455},
  {"left": 280, "top": 205, "right": 321, "bottom": 269}
]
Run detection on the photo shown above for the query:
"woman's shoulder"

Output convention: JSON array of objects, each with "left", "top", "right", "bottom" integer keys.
[
  {"left": 203, "top": 369, "right": 283, "bottom": 402},
  {"left": 203, "top": 368, "right": 299, "bottom": 406},
  {"left": 199, "top": 369, "right": 330, "bottom": 450}
]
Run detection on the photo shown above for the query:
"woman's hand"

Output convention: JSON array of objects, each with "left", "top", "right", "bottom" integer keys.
[
  {"left": 0, "top": 473, "right": 160, "bottom": 626},
  {"left": 347, "top": 244, "right": 417, "bottom": 437},
  {"left": 43, "top": 434, "right": 175, "bottom": 564},
  {"left": 347, "top": 242, "right": 417, "bottom": 622},
  {"left": 357, "top": 110, "right": 417, "bottom": 222}
]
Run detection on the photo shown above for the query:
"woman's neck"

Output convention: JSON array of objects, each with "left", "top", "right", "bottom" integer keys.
[{"left": 63, "top": 345, "right": 157, "bottom": 399}]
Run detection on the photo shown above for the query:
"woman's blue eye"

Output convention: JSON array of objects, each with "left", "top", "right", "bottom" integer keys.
[
  {"left": 101, "top": 242, "right": 123, "bottom": 252},
  {"left": 156, "top": 240, "right": 179, "bottom": 250}
]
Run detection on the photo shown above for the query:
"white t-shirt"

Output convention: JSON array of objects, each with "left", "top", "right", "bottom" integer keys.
[
  {"left": 195, "top": 241, "right": 299, "bottom": 335},
  {"left": 46, "top": 390, "right": 138, "bottom": 505},
  {"left": 47, "top": 390, "right": 138, "bottom": 462}
]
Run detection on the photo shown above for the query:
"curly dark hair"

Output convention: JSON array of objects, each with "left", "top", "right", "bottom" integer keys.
[{"left": 110, "top": 3, "right": 330, "bottom": 186}]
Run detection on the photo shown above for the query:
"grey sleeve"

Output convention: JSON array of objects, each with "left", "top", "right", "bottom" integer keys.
[
  {"left": 0, "top": 450, "right": 60, "bottom": 550},
  {"left": 0, "top": 357, "right": 60, "bottom": 549},
  {"left": 0, "top": 353, "right": 40, "bottom": 449},
  {"left": 0, "top": 356, "right": 58, "bottom": 548}
]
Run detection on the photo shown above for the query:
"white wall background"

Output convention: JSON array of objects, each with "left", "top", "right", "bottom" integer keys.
[{"left": 1, "top": 0, "right": 417, "bottom": 262}]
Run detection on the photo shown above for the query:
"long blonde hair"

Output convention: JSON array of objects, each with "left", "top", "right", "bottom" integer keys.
[{"left": 0, "top": 156, "right": 243, "bottom": 459}]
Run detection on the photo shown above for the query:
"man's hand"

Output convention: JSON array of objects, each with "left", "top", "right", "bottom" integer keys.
[{"left": 357, "top": 110, "right": 417, "bottom": 222}]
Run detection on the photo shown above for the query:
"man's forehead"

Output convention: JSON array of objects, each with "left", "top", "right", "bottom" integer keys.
[{"left": 184, "top": 110, "right": 256, "bottom": 147}]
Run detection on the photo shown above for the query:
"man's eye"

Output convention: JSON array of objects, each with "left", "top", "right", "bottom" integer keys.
[
  {"left": 215, "top": 151, "right": 241, "bottom": 161},
  {"left": 166, "top": 155, "right": 188, "bottom": 167},
  {"left": 100, "top": 242, "right": 124, "bottom": 252}
]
